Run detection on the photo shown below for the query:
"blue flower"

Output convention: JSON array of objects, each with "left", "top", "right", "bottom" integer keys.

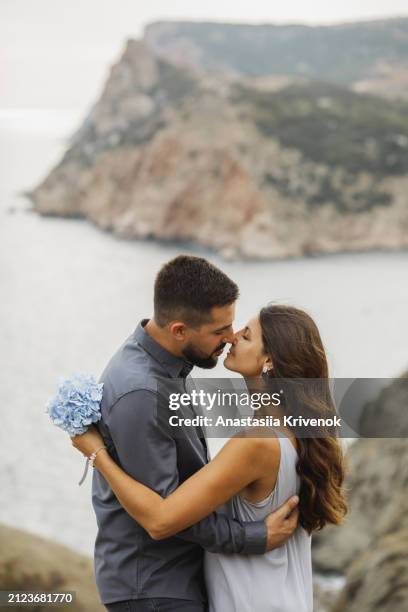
[{"left": 47, "top": 373, "right": 104, "bottom": 436}]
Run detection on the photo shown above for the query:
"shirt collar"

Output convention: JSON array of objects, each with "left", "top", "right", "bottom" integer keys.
[{"left": 134, "top": 319, "right": 194, "bottom": 379}]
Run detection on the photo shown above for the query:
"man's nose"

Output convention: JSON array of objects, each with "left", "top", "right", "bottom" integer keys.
[{"left": 223, "top": 329, "right": 236, "bottom": 344}]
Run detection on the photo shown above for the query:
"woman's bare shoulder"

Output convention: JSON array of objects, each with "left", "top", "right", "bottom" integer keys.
[{"left": 230, "top": 428, "right": 281, "bottom": 468}]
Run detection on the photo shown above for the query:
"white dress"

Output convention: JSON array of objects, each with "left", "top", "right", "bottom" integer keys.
[{"left": 204, "top": 434, "right": 313, "bottom": 612}]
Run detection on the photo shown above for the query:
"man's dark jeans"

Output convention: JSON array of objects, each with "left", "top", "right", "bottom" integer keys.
[{"left": 106, "top": 599, "right": 207, "bottom": 612}]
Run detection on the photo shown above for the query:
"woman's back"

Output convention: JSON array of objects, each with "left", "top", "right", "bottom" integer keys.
[{"left": 204, "top": 433, "right": 313, "bottom": 612}]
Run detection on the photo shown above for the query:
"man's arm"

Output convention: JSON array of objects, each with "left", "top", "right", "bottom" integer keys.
[{"left": 105, "top": 389, "right": 298, "bottom": 554}]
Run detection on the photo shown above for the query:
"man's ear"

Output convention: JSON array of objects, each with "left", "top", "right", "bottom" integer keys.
[{"left": 169, "top": 321, "right": 187, "bottom": 340}]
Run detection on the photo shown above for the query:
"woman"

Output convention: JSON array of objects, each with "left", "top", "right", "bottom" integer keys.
[{"left": 72, "top": 305, "right": 347, "bottom": 612}]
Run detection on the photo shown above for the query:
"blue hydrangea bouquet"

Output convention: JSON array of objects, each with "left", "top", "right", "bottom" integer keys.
[{"left": 47, "top": 373, "right": 104, "bottom": 484}]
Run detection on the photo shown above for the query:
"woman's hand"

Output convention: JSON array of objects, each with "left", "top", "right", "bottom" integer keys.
[{"left": 71, "top": 425, "right": 104, "bottom": 458}]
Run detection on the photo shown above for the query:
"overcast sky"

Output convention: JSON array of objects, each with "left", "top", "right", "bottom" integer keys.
[{"left": 2, "top": 0, "right": 408, "bottom": 110}]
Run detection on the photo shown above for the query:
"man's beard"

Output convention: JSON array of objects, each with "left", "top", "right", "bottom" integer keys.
[{"left": 182, "top": 342, "right": 226, "bottom": 369}]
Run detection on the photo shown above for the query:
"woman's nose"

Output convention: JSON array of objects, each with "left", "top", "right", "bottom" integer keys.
[{"left": 235, "top": 328, "right": 245, "bottom": 341}]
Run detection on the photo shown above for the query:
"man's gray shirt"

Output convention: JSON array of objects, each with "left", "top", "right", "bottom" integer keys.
[{"left": 92, "top": 320, "right": 267, "bottom": 604}]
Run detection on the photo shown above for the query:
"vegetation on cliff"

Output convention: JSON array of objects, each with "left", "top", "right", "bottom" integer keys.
[{"left": 145, "top": 19, "right": 408, "bottom": 86}]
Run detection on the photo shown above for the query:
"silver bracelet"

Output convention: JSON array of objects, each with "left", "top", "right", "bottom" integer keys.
[
  {"left": 78, "top": 445, "right": 107, "bottom": 486},
  {"left": 89, "top": 445, "right": 107, "bottom": 468}
]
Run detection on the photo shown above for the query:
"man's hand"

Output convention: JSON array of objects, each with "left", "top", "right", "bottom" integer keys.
[{"left": 264, "top": 495, "right": 299, "bottom": 551}]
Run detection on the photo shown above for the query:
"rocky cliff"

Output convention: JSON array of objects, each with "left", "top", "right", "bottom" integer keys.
[
  {"left": 312, "top": 374, "right": 408, "bottom": 611},
  {"left": 30, "top": 23, "right": 408, "bottom": 260},
  {"left": 0, "top": 524, "right": 103, "bottom": 611}
]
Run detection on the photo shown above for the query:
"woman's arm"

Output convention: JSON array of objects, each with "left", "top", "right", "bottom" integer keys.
[
  {"left": 73, "top": 428, "right": 279, "bottom": 540},
  {"left": 96, "top": 435, "right": 278, "bottom": 539}
]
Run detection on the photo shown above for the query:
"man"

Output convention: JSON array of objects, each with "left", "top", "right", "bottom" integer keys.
[{"left": 93, "top": 255, "right": 299, "bottom": 612}]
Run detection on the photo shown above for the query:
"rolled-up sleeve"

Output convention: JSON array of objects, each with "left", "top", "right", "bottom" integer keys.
[
  {"left": 106, "top": 389, "right": 267, "bottom": 555},
  {"left": 177, "top": 509, "right": 267, "bottom": 554}
]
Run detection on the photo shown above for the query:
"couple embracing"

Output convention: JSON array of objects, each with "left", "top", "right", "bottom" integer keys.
[{"left": 72, "top": 255, "right": 347, "bottom": 612}]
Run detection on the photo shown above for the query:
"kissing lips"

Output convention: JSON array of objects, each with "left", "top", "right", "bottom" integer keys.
[{"left": 213, "top": 344, "right": 226, "bottom": 357}]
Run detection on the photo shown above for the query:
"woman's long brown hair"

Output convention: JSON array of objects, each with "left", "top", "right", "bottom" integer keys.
[{"left": 259, "top": 304, "right": 348, "bottom": 534}]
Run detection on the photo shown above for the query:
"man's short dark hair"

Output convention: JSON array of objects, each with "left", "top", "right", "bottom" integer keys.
[{"left": 154, "top": 255, "right": 239, "bottom": 328}]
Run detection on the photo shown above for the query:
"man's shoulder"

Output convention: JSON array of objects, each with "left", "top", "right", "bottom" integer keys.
[{"left": 99, "top": 334, "right": 159, "bottom": 409}]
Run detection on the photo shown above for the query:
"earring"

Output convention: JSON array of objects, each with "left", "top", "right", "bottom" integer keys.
[{"left": 262, "top": 365, "right": 270, "bottom": 374}]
